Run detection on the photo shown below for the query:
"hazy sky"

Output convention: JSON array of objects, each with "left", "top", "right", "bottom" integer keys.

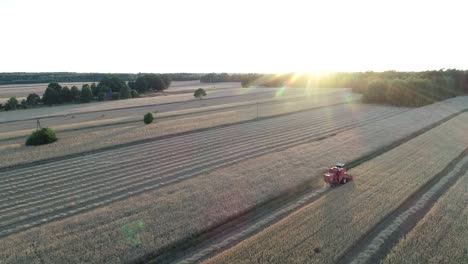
[{"left": 0, "top": 0, "right": 467, "bottom": 73}]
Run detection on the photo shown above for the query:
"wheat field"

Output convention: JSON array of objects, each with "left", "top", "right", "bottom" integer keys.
[
  {"left": 207, "top": 112, "right": 468, "bottom": 264},
  {"left": 1, "top": 97, "right": 467, "bottom": 263}
]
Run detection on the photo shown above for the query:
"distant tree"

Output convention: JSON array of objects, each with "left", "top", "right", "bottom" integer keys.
[
  {"left": 130, "top": 90, "right": 139, "bottom": 98},
  {"left": 47, "top": 82, "right": 63, "bottom": 103},
  {"left": 25, "top": 127, "right": 57, "bottom": 146},
  {"left": 41, "top": 82, "right": 65, "bottom": 105},
  {"left": 80, "top": 86, "right": 93, "bottom": 103},
  {"left": 120, "top": 85, "right": 131, "bottom": 99},
  {"left": 194, "top": 88, "right": 207, "bottom": 100},
  {"left": 26, "top": 93, "right": 41, "bottom": 106},
  {"left": 363, "top": 80, "right": 389, "bottom": 104},
  {"left": 42, "top": 87, "right": 59, "bottom": 105},
  {"left": 97, "top": 92, "right": 105, "bottom": 101},
  {"left": 98, "top": 76, "right": 127, "bottom": 93},
  {"left": 241, "top": 79, "right": 251, "bottom": 88},
  {"left": 99, "top": 85, "right": 111, "bottom": 94},
  {"left": 20, "top": 99, "right": 27, "bottom": 109},
  {"left": 48, "top": 82, "right": 62, "bottom": 92},
  {"left": 90, "top": 83, "right": 98, "bottom": 96},
  {"left": 134, "top": 74, "right": 170, "bottom": 93},
  {"left": 143, "top": 112, "right": 154, "bottom": 124},
  {"left": 0, "top": 103, "right": 3, "bottom": 111},
  {"left": 135, "top": 76, "right": 149, "bottom": 93},
  {"left": 5, "top": 97, "right": 19, "bottom": 110},
  {"left": 160, "top": 74, "right": 172, "bottom": 89},
  {"left": 128, "top": 81, "right": 137, "bottom": 91},
  {"left": 61, "top": 86, "right": 73, "bottom": 103},
  {"left": 147, "top": 74, "right": 169, "bottom": 91},
  {"left": 111, "top": 92, "right": 120, "bottom": 100},
  {"left": 70, "top": 86, "right": 81, "bottom": 102}
]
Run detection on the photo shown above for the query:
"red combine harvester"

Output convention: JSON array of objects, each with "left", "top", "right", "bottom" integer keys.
[{"left": 323, "top": 163, "right": 353, "bottom": 186}]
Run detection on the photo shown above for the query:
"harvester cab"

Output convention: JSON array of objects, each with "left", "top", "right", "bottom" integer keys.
[{"left": 323, "top": 163, "right": 353, "bottom": 186}]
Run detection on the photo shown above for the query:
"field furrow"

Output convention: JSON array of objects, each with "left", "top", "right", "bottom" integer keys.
[{"left": 206, "top": 112, "right": 468, "bottom": 264}]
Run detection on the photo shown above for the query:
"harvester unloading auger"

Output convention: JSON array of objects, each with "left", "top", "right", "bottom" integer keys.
[{"left": 323, "top": 163, "right": 353, "bottom": 186}]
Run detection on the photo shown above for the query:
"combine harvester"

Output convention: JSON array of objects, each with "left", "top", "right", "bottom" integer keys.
[{"left": 323, "top": 163, "right": 353, "bottom": 186}]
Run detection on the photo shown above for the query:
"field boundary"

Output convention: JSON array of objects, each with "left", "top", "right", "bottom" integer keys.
[
  {"left": 338, "top": 148, "right": 468, "bottom": 264},
  {"left": 135, "top": 109, "right": 468, "bottom": 264},
  {"left": 0, "top": 99, "right": 358, "bottom": 171}
]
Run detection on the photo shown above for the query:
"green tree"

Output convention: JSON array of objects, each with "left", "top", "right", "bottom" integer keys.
[
  {"left": 194, "top": 88, "right": 207, "bottom": 100},
  {"left": 143, "top": 112, "right": 154, "bottom": 124},
  {"left": 71, "top": 86, "right": 81, "bottom": 102},
  {"left": 135, "top": 76, "right": 149, "bottom": 93},
  {"left": 47, "top": 82, "right": 63, "bottom": 104},
  {"left": 128, "top": 81, "right": 137, "bottom": 91},
  {"left": 90, "top": 83, "right": 98, "bottom": 96},
  {"left": 61, "top": 86, "right": 73, "bottom": 103},
  {"left": 20, "top": 99, "right": 27, "bottom": 109},
  {"left": 5, "top": 97, "right": 19, "bottom": 110},
  {"left": 161, "top": 74, "right": 172, "bottom": 89},
  {"left": 363, "top": 80, "right": 389, "bottom": 104},
  {"left": 120, "top": 85, "right": 131, "bottom": 99},
  {"left": 25, "top": 128, "right": 57, "bottom": 146},
  {"left": 98, "top": 76, "right": 127, "bottom": 93},
  {"left": 26, "top": 93, "right": 41, "bottom": 105},
  {"left": 80, "top": 86, "right": 93, "bottom": 103},
  {"left": 134, "top": 74, "right": 170, "bottom": 93},
  {"left": 42, "top": 87, "right": 58, "bottom": 105}
]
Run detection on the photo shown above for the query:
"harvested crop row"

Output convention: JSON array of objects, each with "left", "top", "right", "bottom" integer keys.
[
  {"left": 206, "top": 112, "right": 468, "bottom": 264},
  {"left": 0, "top": 104, "right": 402, "bottom": 237},
  {"left": 0, "top": 90, "right": 358, "bottom": 168},
  {"left": 382, "top": 168, "right": 468, "bottom": 264},
  {"left": 0, "top": 97, "right": 466, "bottom": 263}
]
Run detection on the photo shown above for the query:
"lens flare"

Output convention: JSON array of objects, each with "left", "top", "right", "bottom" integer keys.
[{"left": 275, "top": 86, "right": 286, "bottom": 97}]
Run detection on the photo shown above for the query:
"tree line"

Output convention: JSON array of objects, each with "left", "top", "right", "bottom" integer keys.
[
  {"left": 0, "top": 72, "right": 199, "bottom": 85},
  {"left": 230, "top": 70, "right": 467, "bottom": 107},
  {"left": 0, "top": 74, "right": 173, "bottom": 111}
]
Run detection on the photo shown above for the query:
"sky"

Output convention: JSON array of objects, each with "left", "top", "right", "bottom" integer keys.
[{"left": 0, "top": 0, "right": 467, "bottom": 73}]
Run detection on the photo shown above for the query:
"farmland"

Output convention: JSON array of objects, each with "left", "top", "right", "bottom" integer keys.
[
  {"left": 0, "top": 103, "right": 405, "bottom": 237},
  {"left": 206, "top": 111, "right": 468, "bottom": 264},
  {"left": 0, "top": 89, "right": 467, "bottom": 263},
  {"left": 0, "top": 88, "right": 356, "bottom": 168},
  {"left": 382, "top": 167, "right": 468, "bottom": 264},
  {"left": 1, "top": 75, "right": 468, "bottom": 264}
]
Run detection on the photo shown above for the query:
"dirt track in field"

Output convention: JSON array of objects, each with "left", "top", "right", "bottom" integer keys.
[{"left": 0, "top": 103, "right": 405, "bottom": 238}]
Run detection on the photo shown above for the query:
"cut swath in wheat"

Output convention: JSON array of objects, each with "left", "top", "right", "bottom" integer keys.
[{"left": 382, "top": 169, "right": 468, "bottom": 264}]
